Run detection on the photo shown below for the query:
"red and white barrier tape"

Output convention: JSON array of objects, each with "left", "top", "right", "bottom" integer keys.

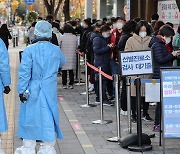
[
  {"left": 77, "top": 51, "right": 113, "bottom": 80},
  {"left": 87, "top": 62, "right": 113, "bottom": 81}
]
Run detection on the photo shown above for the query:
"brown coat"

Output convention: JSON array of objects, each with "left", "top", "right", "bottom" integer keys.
[{"left": 124, "top": 34, "right": 152, "bottom": 96}]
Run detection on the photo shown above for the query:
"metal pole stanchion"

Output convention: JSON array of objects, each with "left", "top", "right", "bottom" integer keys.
[
  {"left": 13, "top": 36, "right": 15, "bottom": 48},
  {"left": 92, "top": 67, "right": 113, "bottom": 125},
  {"left": 126, "top": 77, "right": 132, "bottom": 134},
  {"left": 81, "top": 54, "right": 96, "bottom": 108},
  {"left": 128, "top": 77, "right": 152, "bottom": 152},
  {"left": 75, "top": 53, "right": 85, "bottom": 86},
  {"left": 107, "top": 74, "right": 121, "bottom": 142},
  {"left": 16, "top": 34, "right": 18, "bottom": 46}
]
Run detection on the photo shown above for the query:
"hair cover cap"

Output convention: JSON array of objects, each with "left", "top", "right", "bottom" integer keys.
[{"left": 34, "top": 20, "right": 52, "bottom": 38}]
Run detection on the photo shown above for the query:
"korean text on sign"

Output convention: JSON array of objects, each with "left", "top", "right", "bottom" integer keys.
[{"left": 120, "top": 50, "right": 153, "bottom": 76}]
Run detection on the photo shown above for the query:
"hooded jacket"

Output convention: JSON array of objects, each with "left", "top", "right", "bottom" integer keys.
[
  {"left": 93, "top": 33, "right": 111, "bottom": 76},
  {"left": 149, "top": 36, "right": 175, "bottom": 79}
]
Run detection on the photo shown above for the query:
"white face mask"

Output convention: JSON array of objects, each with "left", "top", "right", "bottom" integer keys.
[
  {"left": 165, "top": 37, "right": 171, "bottom": 44},
  {"left": 80, "top": 22, "right": 84, "bottom": 27},
  {"left": 116, "top": 22, "right": 123, "bottom": 30},
  {"left": 139, "top": 32, "right": 147, "bottom": 38},
  {"left": 113, "top": 23, "right": 117, "bottom": 29}
]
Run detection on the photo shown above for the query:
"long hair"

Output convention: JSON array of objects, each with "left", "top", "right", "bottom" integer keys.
[{"left": 0, "top": 24, "right": 8, "bottom": 33}]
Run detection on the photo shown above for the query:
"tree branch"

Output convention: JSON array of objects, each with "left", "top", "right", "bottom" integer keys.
[
  {"left": 43, "top": 0, "right": 51, "bottom": 14},
  {"left": 54, "top": 0, "right": 62, "bottom": 17}
]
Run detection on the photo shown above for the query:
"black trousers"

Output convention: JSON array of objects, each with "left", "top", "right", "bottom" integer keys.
[
  {"left": 62, "top": 70, "right": 74, "bottom": 85},
  {"left": 154, "top": 102, "right": 160, "bottom": 125},
  {"left": 121, "top": 77, "right": 127, "bottom": 111},
  {"left": 131, "top": 96, "right": 149, "bottom": 117}
]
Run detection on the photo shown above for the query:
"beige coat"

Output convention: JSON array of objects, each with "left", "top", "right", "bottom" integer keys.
[
  {"left": 124, "top": 34, "right": 152, "bottom": 96},
  {"left": 59, "top": 33, "right": 77, "bottom": 70}
]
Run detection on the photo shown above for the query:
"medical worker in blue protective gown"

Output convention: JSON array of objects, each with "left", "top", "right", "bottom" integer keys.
[
  {"left": 0, "top": 39, "right": 11, "bottom": 154},
  {"left": 14, "top": 20, "right": 66, "bottom": 154}
]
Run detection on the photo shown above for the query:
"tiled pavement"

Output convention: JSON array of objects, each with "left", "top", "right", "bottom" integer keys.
[{"left": 1, "top": 44, "right": 180, "bottom": 154}]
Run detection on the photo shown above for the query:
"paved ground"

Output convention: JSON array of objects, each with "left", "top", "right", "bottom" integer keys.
[{"left": 1, "top": 43, "right": 180, "bottom": 154}]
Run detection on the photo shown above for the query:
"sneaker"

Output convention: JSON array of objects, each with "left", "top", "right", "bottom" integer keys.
[
  {"left": 131, "top": 115, "right": 137, "bottom": 123},
  {"left": 108, "top": 96, "right": 115, "bottom": 102},
  {"left": 89, "top": 86, "right": 94, "bottom": 92},
  {"left": 142, "top": 114, "right": 153, "bottom": 122},
  {"left": 103, "top": 100, "right": 114, "bottom": 107},
  {"left": 69, "top": 85, "right": 74, "bottom": 89},
  {"left": 63, "top": 85, "right": 67, "bottom": 89},
  {"left": 95, "top": 101, "right": 100, "bottom": 105},
  {"left": 120, "top": 109, "right": 128, "bottom": 116},
  {"left": 88, "top": 83, "right": 94, "bottom": 92},
  {"left": 153, "top": 124, "right": 160, "bottom": 132}
]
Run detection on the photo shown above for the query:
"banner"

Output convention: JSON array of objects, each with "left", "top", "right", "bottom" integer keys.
[
  {"left": 161, "top": 69, "right": 180, "bottom": 138},
  {"left": 158, "top": 0, "right": 180, "bottom": 25}
]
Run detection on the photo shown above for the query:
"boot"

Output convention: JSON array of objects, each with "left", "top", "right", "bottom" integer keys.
[
  {"left": 0, "top": 139, "right": 5, "bottom": 154},
  {"left": 14, "top": 139, "right": 36, "bottom": 154},
  {"left": 37, "top": 140, "right": 56, "bottom": 154}
]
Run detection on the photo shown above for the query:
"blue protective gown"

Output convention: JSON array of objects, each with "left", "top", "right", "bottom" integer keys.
[
  {"left": 0, "top": 38, "right": 11, "bottom": 133},
  {"left": 17, "top": 41, "right": 66, "bottom": 142}
]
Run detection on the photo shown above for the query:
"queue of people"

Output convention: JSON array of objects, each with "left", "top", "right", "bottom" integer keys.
[{"left": 0, "top": 13, "right": 179, "bottom": 154}]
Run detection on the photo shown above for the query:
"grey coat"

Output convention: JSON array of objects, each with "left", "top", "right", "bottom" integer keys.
[{"left": 59, "top": 33, "right": 77, "bottom": 70}]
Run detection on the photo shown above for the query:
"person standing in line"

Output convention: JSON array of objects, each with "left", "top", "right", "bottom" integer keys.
[
  {"left": 27, "top": 22, "right": 37, "bottom": 44},
  {"left": 125, "top": 20, "right": 153, "bottom": 123},
  {"left": 52, "top": 22, "right": 62, "bottom": 44},
  {"left": 46, "top": 14, "right": 59, "bottom": 46},
  {"left": 14, "top": 20, "right": 66, "bottom": 154},
  {"left": 109, "top": 17, "right": 126, "bottom": 101},
  {"left": 149, "top": 25, "right": 180, "bottom": 132},
  {"left": 0, "top": 38, "right": 11, "bottom": 154},
  {"left": 59, "top": 24, "right": 77, "bottom": 89},
  {"left": 93, "top": 25, "right": 114, "bottom": 106},
  {"left": 0, "top": 24, "right": 12, "bottom": 49},
  {"left": 117, "top": 20, "right": 137, "bottom": 116}
]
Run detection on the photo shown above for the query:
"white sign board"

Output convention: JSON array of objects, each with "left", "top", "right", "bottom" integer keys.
[
  {"left": 158, "top": 0, "right": 180, "bottom": 25},
  {"left": 145, "top": 83, "right": 160, "bottom": 102},
  {"left": 119, "top": 50, "right": 153, "bottom": 76}
]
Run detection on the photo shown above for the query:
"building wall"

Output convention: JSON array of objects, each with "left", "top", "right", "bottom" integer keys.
[{"left": 130, "top": 0, "right": 158, "bottom": 22}]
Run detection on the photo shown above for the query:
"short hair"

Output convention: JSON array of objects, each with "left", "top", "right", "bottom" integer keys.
[
  {"left": 84, "top": 19, "right": 91, "bottom": 27},
  {"left": 166, "top": 22, "right": 174, "bottom": 28},
  {"left": 52, "top": 22, "right": 60, "bottom": 30},
  {"left": 75, "top": 18, "right": 81, "bottom": 22},
  {"left": 46, "top": 14, "right": 54, "bottom": 22},
  {"left": 38, "top": 17, "right": 43, "bottom": 20},
  {"left": 103, "top": 17, "right": 107, "bottom": 22},
  {"left": 134, "top": 17, "right": 141, "bottom": 23},
  {"left": 94, "top": 20, "right": 105, "bottom": 28},
  {"left": 111, "top": 17, "right": 117, "bottom": 23},
  {"left": 158, "top": 25, "right": 175, "bottom": 37},
  {"left": 122, "top": 20, "right": 137, "bottom": 33},
  {"left": 92, "top": 19, "right": 97, "bottom": 24},
  {"left": 100, "top": 25, "right": 111, "bottom": 33},
  {"left": 31, "top": 22, "right": 37, "bottom": 27},
  {"left": 116, "top": 16, "right": 126, "bottom": 22},
  {"left": 106, "top": 22, "right": 112, "bottom": 27},
  {"left": 154, "top": 21, "right": 165, "bottom": 32},
  {"left": 134, "top": 20, "right": 152, "bottom": 36},
  {"left": 55, "top": 20, "right": 60, "bottom": 24},
  {"left": 69, "top": 20, "right": 77, "bottom": 27},
  {"left": 151, "top": 14, "right": 159, "bottom": 20},
  {"left": 63, "top": 24, "right": 75, "bottom": 34}
]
